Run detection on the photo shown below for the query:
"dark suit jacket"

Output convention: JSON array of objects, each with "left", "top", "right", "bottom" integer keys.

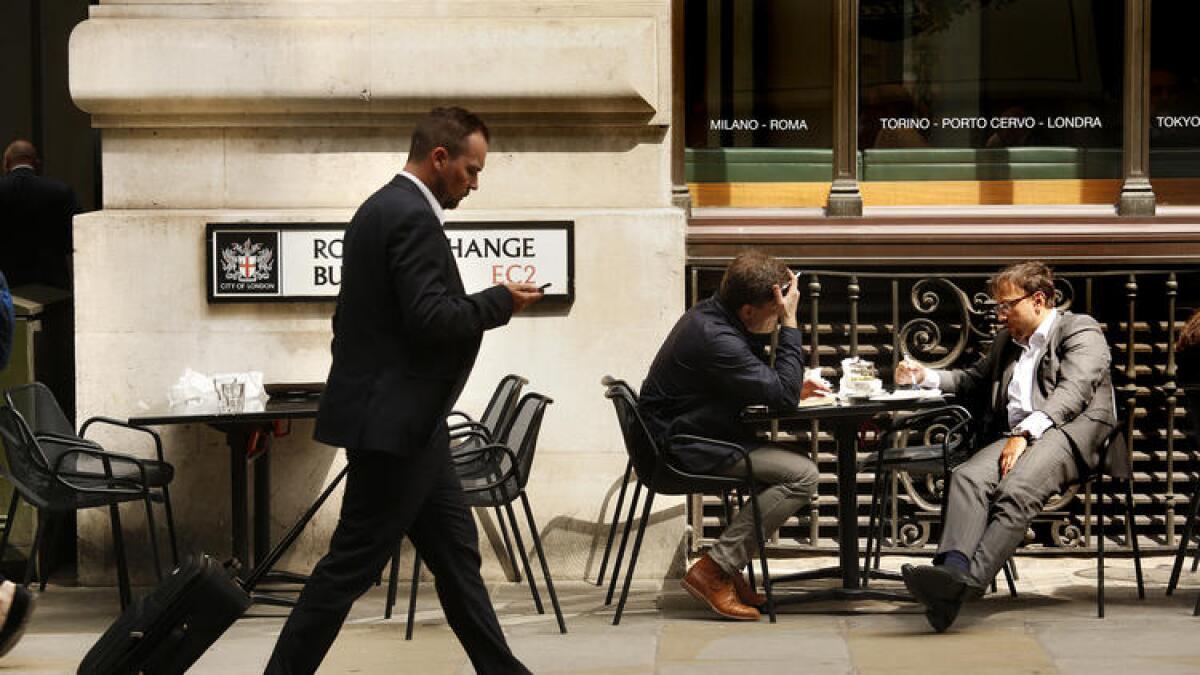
[
  {"left": 314, "top": 175, "right": 513, "bottom": 455},
  {"left": 639, "top": 294, "right": 807, "bottom": 473},
  {"left": 0, "top": 167, "right": 78, "bottom": 289},
  {"left": 935, "top": 310, "right": 1122, "bottom": 475}
]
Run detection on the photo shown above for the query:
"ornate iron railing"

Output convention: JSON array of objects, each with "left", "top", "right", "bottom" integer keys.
[{"left": 686, "top": 265, "right": 1199, "bottom": 554}]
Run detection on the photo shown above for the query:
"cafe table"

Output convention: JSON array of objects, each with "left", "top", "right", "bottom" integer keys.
[
  {"left": 129, "top": 396, "right": 342, "bottom": 605},
  {"left": 741, "top": 392, "right": 951, "bottom": 605}
]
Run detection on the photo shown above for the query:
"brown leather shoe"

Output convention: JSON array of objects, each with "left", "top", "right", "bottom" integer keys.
[
  {"left": 680, "top": 554, "right": 760, "bottom": 621},
  {"left": 730, "top": 572, "right": 767, "bottom": 607}
]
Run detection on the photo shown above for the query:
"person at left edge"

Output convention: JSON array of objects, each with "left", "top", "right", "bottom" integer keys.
[{"left": 265, "top": 107, "right": 542, "bottom": 675}]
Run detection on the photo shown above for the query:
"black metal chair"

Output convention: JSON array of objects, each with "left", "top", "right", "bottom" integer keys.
[
  {"left": 603, "top": 379, "right": 778, "bottom": 624},
  {"left": 1165, "top": 385, "right": 1200, "bottom": 612},
  {"left": 447, "top": 374, "right": 528, "bottom": 451},
  {"left": 446, "top": 374, "right": 528, "bottom": 581},
  {"left": 4, "top": 382, "right": 179, "bottom": 571},
  {"left": 1078, "top": 401, "right": 1146, "bottom": 617},
  {"left": 594, "top": 376, "right": 640, "bottom": 587},
  {"left": 860, "top": 405, "right": 1017, "bottom": 596},
  {"left": 0, "top": 405, "right": 160, "bottom": 610},
  {"left": 385, "top": 393, "right": 567, "bottom": 638}
]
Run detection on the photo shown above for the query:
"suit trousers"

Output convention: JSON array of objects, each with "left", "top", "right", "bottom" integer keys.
[
  {"left": 937, "top": 430, "right": 1080, "bottom": 586},
  {"left": 265, "top": 445, "right": 530, "bottom": 675},
  {"left": 709, "top": 446, "right": 820, "bottom": 575}
]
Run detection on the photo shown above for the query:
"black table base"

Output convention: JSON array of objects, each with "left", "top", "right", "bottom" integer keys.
[
  {"left": 742, "top": 396, "right": 951, "bottom": 611},
  {"left": 767, "top": 565, "right": 913, "bottom": 606},
  {"left": 241, "top": 465, "right": 348, "bottom": 607}
]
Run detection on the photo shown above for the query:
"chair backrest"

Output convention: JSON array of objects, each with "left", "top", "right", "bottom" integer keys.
[
  {"left": 1097, "top": 398, "right": 1138, "bottom": 480},
  {"left": 497, "top": 392, "right": 552, "bottom": 488},
  {"left": 5, "top": 382, "right": 75, "bottom": 438},
  {"left": 602, "top": 382, "right": 659, "bottom": 488},
  {"left": 479, "top": 374, "right": 528, "bottom": 439},
  {"left": 0, "top": 406, "right": 64, "bottom": 510}
]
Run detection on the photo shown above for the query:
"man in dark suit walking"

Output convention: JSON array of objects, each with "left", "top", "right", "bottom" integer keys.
[
  {"left": 266, "top": 107, "right": 542, "bottom": 674},
  {"left": 0, "top": 140, "right": 78, "bottom": 290}
]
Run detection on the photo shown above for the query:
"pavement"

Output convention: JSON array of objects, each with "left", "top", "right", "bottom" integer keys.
[{"left": 5, "top": 554, "right": 1200, "bottom": 674}]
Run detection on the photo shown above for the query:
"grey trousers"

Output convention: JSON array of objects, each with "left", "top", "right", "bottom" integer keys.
[
  {"left": 709, "top": 446, "right": 820, "bottom": 575},
  {"left": 938, "top": 429, "right": 1080, "bottom": 586}
]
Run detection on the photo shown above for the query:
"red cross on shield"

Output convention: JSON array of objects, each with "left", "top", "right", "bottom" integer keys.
[{"left": 238, "top": 255, "right": 257, "bottom": 281}]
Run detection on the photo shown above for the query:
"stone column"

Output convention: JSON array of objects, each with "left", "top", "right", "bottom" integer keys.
[
  {"left": 827, "top": 0, "right": 863, "bottom": 217},
  {"left": 1118, "top": 0, "right": 1156, "bottom": 216}
]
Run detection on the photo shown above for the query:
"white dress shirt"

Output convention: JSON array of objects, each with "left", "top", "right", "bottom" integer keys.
[
  {"left": 398, "top": 170, "right": 445, "bottom": 225},
  {"left": 1004, "top": 311, "right": 1056, "bottom": 438},
  {"left": 920, "top": 310, "right": 1057, "bottom": 439}
]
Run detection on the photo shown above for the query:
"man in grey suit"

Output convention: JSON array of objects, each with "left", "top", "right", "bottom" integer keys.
[{"left": 895, "top": 261, "right": 1118, "bottom": 632}]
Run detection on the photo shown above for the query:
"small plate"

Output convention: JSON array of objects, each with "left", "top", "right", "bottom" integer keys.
[
  {"left": 869, "top": 388, "right": 943, "bottom": 401},
  {"left": 264, "top": 382, "right": 325, "bottom": 399}
]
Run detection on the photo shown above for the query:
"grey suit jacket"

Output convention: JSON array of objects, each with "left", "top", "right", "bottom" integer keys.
[{"left": 935, "top": 310, "right": 1124, "bottom": 476}]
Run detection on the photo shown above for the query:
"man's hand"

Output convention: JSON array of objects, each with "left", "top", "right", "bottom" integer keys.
[
  {"left": 505, "top": 282, "right": 544, "bottom": 314},
  {"left": 895, "top": 359, "right": 926, "bottom": 386},
  {"left": 774, "top": 270, "right": 801, "bottom": 329},
  {"left": 999, "top": 435, "right": 1028, "bottom": 477},
  {"left": 800, "top": 378, "right": 833, "bottom": 400}
]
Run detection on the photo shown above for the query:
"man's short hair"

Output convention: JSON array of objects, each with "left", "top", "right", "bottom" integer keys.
[
  {"left": 407, "top": 107, "right": 490, "bottom": 161},
  {"left": 988, "top": 261, "right": 1057, "bottom": 308},
  {"left": 718, "top": 251, "right": 791, "bottom": 310},
  {"left": 3, "top": 140, "right": 37, "bottom": 172}
]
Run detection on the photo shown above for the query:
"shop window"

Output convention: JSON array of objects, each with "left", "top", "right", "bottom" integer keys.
[
  {"left": 859, "top": 0, "right": 1123, "bottom": 202},
  {"left": 1150, "top": 3, "right": 1200, "bottom": 203},
  {"left": 684, "top": 0, "right": 833, "bottom": 204}
]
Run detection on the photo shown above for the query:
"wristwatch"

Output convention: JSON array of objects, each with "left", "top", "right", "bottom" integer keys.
[{"left": 1004, "top": 428, "right": 1032, "bottom": 440}]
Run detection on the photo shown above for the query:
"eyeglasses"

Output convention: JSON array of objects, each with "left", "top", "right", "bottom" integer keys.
[{"left": 993, "top": 290, "right": 1037, "bottom": 315}]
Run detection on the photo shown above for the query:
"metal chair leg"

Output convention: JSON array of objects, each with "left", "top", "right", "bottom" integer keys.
[
  {"left": 862, "top": 468, "right": 885, "bottom": 587},
  {"left": 605, "top": 482, "right": 642, "bottom": 606},
  {"left": 746, "top": 482, "right": 776, "bottom": 623},
  {"left": 494, "top": 506, "right": 521, "bottom": 583},
  {"left": 109, "top": 504, "right": 132, "bottom": 611},
  {"left": 0, "top": 492, "right": 19, "bottom": 557},
  {"left": 1125, "top": 479, "right": 1145, "bottom": 599},
  {"left": 24, "top": 513, "right": 46, "bottom": 587},
  {"left": 503, "top": 500, "right": 544, "bottom": 614},
  {"left": 733, "top": 489, "right": 757, "bottom": 592},
  {"left": 159, "top": 484, "right": 180, "bottom": 567},
  {"left": 596, "top": 459, "right": 633, "bottom": 586},
  {"left": 1096, "top": 477, "right": 1106, "bottom": 618},
  {"left": 613, "top": 491, "right": 654, "bottom": 626},
  {"left": 405, "top": 554, "right": 420, "bottom": 641},
  {"left": 520, "top": 493, "right": 567, "bottom": 634},
  {"left": 1002, "top": 559, "right": 1017, "bottom": 597},
  {"left": 1171, "top": 479, "right": 1200, "bottom": 594},
  {"left": 875, "top": 471, "right": 890, "bottom": 575},
  {"left": 36, "top": 515, "right": 58, "bottom": 592},
  {"left": 143, "top": 496, "right": 163, "bottom": 581},
  {"left": 384, "top": 544, "right": 401, "bottom": 620}
]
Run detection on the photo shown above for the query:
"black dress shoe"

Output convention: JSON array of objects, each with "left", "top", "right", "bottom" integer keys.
[
  {"left": 901, "top": 564, "right": 932, "bottom": 606},
  {"left": 925, "top": 598, "right": 961, "bottom": 633},
  {"left": 907, "top": 564, "right": 985, "bottom": 604}
]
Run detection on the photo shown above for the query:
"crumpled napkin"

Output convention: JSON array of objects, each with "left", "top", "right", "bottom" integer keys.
[{"left": 168, "top": 368, "right": 266, "bottom": 407}]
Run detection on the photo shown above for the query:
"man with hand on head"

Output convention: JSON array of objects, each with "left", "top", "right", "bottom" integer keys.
[
  {"left": 266, "top": 107, "right": 541, "bottom": 675},
  {"left": 895, "top": 261, "right": 1119, "bottom": 633},
  {"left": 640, "top": 251, "right": 831, "bottom": 621}
]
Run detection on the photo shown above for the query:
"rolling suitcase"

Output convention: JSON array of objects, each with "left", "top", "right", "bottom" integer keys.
[{"left": 77, "top": 554, "right": 251, "bottom": 675}]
